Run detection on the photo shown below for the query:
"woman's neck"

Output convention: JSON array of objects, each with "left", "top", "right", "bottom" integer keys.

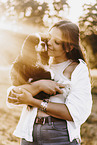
[{"left": 52, "top": 57, "right": 68, "bottom": 64}]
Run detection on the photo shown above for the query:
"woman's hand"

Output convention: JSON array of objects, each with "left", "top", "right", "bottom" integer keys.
[
  {"left": 7, "top": 79, "right": 65, "bottom": 105},
  {"left": 8, "top": 87, "right": 34, "bottom": 105},
  {"left": 37, "top": 80, "right": 65, "bottom": 95}
]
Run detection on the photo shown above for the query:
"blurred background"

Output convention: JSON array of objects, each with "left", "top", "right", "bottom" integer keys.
[{"left": 0, "top": 0, "right": 97, "bottom": 145}]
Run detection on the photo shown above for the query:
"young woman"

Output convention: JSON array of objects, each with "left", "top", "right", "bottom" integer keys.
[{"left": 8, "top": 20, "right": 92, "bottom": 145}]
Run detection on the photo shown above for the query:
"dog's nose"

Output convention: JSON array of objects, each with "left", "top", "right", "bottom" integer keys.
[{"left": 36, "top": 41, "right": 47, "bottom": 52}]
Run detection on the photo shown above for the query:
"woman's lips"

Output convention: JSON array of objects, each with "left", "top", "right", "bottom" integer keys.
[{"left": 48, "top": 46, "right": 53, "bottom": 51}]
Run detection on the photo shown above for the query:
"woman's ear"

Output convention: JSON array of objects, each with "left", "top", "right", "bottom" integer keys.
[
  {"left": 70, "top": 45, "right": 74, "bottom": 51},
  {"left": 65, "top": 44, "right": 74, "bottom": 53}
]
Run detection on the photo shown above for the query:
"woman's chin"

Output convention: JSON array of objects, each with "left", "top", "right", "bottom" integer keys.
[
  {"left": 48, "top": 51, "right": 53, "bottom": 57},
  {"left": 48, "top": 54, "right": 54, "bottom": 57}
]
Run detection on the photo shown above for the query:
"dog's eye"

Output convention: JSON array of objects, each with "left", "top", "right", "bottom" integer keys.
[
  {"left": 41, "top": 43, "right": 45, "bottom": 48},
  {"left": 41, "top": 42, "right": 46, "bottom": 47}
]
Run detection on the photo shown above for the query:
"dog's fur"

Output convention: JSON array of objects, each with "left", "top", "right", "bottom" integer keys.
[{"left": 10, "top": 33, "right": 52, "bottom": 100}]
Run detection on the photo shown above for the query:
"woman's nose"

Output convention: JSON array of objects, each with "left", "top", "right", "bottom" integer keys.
[{"left": 48, "top": 39, "right": 52, "bottom": 46}]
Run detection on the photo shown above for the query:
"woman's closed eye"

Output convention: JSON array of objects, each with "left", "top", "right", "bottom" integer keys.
[{"left": 55, "top": 40, "right": 62, "bottom": 45}]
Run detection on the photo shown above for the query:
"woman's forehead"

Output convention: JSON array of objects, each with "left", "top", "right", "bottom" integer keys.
[{"left": 49, "top": 27, "right": 63, "bottom": 41}]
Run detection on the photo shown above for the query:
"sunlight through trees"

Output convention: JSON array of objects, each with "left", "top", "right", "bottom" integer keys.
[{"left": 0, "top": 0, "right": 69, "bottom": 26}]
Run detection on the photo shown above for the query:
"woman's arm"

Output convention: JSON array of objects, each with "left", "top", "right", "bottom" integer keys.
[
  {"left": 8, "top": 80, "right": 72, "bottom": 121},
  {"left": 30, "top": 98, "right": 73, "bottom": 121},
  {"left": 14, "top": 81, "right": 42, "bottom": 96},
  {"left": 9, "top": 79, "right": 65, "bottom": 96},
  {"left": 8, "top": 87, "right": 73, "bottom": 121}
]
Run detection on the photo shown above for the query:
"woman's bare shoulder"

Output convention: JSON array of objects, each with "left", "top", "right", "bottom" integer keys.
[{"left": 63, "top": 61, "right": 79, "bottom": 79}]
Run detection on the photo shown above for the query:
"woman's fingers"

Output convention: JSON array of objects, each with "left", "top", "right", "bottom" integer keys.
[
  {"left": 8, "top": 87, "right": 22, "bottom": 99},
  {"left": 43, "top": 82, "right": 65, "bottom": 95},
  {"left": 8, "top": 86, "right": 34, "bottom": 105},
  {"left": 8, "top": 87, "right": 33, "bottom": 105},
  {"left": 47, "top": 86, "right": 63, "bottom": 95},
  {"left": 39, "top": 80, "right": 65, "bottom": 95},
  {"left": 57, "top": 83, "right": 66, "bottom": 88},
  {"left": 11, "top": 91, "right": 22, "bottom": 100},
  {"left": 8, "top": 96, "right": 18, "bottom": 103},
  {"left": 9, "top": 89, "right": 16, "bottom": 98},
  {"left": 55, "top": 86, "right": 63, "bottom": 94},
  {"left": 49, "top": 89, "right": 56, "bottom": 95},
  {"left": 8, "top": 88, "right": 23, "bottom": 104}
]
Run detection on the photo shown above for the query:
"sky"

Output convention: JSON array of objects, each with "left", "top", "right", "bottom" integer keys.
[{"left": 68, "top": 0, "right": 96, "bottom": 23}]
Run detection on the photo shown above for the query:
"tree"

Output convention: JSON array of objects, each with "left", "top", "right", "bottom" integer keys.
[
  {"left": 0, "top": 0, "right": 69, "bottom": 26},
  {"left": 79, "top": 3, "right": 97, "bottom": 68},
  {"left": 43, "top": 0, "right": 69, "bottom": 26}
]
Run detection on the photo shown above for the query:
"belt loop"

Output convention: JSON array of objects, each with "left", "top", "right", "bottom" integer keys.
[
  {"left": 35, "top": 117, "right": 39, "bottom": 124},
  {"left": 76, "top": 138, "right": 80, "bottom": 144},
  {"left": 43, "top": 117, "right": 46, "bottom": 125},
  {"left": 48, "top": 116, "right": 52, "bottom": 125}
]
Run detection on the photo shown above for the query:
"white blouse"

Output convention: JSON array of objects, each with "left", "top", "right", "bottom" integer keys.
[{"left": 7, "top": 59, "right": 92, "bottom": 142}]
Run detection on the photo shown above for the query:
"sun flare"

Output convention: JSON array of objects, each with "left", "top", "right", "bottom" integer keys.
[{"left": 0, "top": 0, "right": 8, "bottom": 3}]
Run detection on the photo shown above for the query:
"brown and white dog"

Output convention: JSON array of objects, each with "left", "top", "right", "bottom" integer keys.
[{"left": 10, "top": 33, "right": 52, "bottom": 100}]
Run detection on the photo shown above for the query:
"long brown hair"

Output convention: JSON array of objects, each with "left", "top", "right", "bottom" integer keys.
[{"left": 50, "top": 20, "right": 85, "bottom": 62}]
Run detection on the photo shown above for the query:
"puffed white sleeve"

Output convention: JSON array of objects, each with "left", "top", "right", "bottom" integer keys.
[{"left": 65, "top": 61, "right": 92, "bottom": 127}]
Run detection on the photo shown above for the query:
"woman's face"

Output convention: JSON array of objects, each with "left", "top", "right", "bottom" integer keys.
[{"left": 48, "top": 27, "right": 67, "bottom": 60}]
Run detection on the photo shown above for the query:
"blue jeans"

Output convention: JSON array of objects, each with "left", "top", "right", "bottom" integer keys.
[{"left": 21, "top": 118, "right": 80, "bottom": 145}]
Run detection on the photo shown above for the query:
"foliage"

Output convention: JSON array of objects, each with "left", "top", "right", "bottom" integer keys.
[
  {"left": 79, "top": 3, "right": 97, "bottom": 38},
  {"left": 0, "top": 0, "right": 69, "bottom": 26},
  {"left": 79, "top": 3, "right": 97, "bottom": 68}
]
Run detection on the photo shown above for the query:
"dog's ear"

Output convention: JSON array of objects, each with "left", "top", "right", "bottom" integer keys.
[
  {"left": 21, "top": 34, "right": 40, "bottom": 64},
  {"left": 39, "top": 51, "right": 49, "bottom": 65},
  {"left": 21, "top": 34, "right": 40, "bottom": 55}
]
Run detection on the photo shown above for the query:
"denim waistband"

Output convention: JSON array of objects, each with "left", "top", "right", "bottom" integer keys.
[{"left": 35, "top": 116, "right": 67, "bottom": 125}]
